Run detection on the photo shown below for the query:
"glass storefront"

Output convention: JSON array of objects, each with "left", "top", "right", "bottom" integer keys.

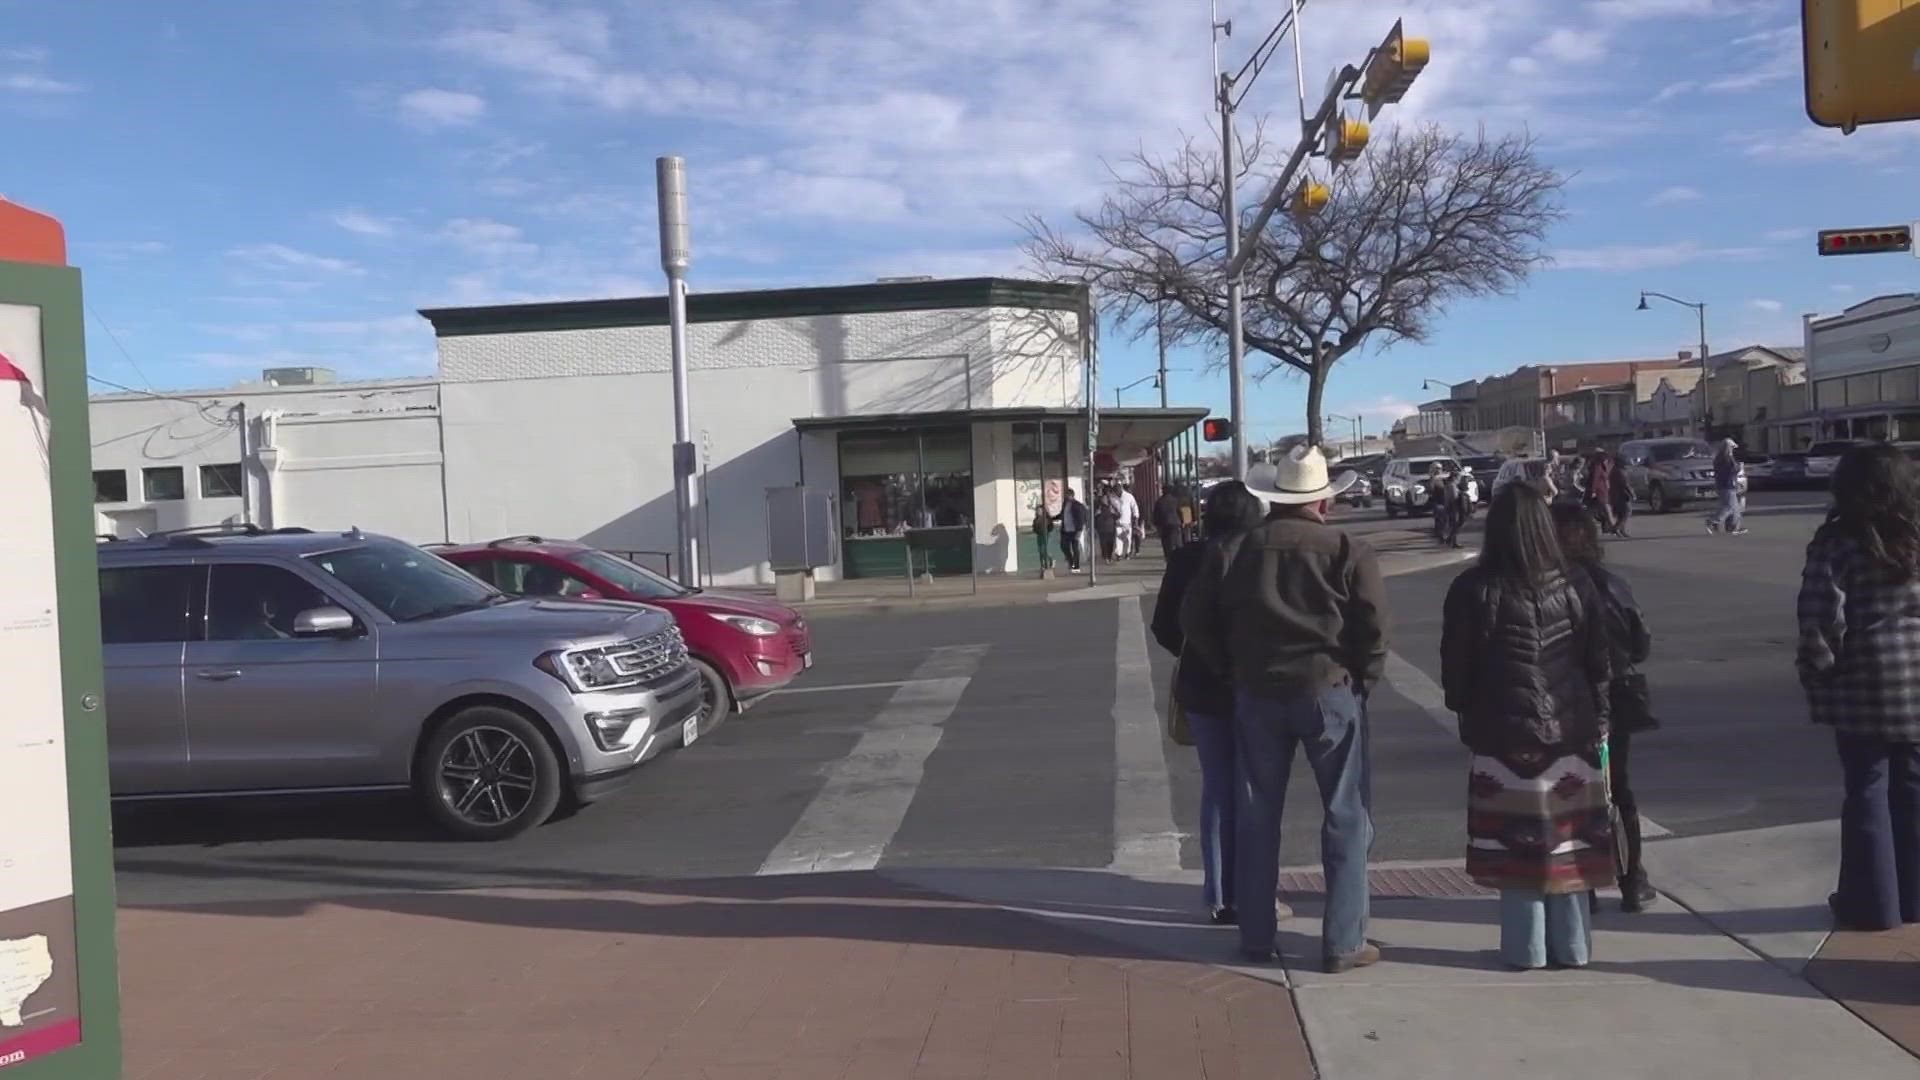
[
  {"left": 838, "top": 427, "right": 973, "bottom": 578},
  {"left": 1013, "top": 421, "right": 1069, "bottom": 570}
]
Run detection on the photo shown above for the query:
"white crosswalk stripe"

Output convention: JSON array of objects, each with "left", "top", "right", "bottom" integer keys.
[
  {"left": 1109, "top": 599, "right": 1184, "bottom": 877},
  {"left": 757, "top": 644, "right": 986, "bottom": 875}
]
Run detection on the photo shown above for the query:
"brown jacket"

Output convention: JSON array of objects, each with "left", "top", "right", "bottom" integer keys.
[{"left": 1179, "top": 511, "right": 1389, "bottom": 698}]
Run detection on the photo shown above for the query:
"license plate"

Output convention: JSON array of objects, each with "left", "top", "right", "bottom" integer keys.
[
  {"left": 802, "top": 652, "right": 814, "bottom": 670},
  {"left": 682, "top": 717, "right": 701, "bottom": 746}
]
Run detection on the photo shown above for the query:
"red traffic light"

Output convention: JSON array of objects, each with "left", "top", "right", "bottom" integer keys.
[
  {"left": 1818, "top": 226, "right": 1913, "bottom": 256},
  {"left": 1202, "top": 417, "right": 1234, "bottom": 442}
]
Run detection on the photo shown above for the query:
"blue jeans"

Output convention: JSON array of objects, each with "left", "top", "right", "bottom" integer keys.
[
  {"left": 1834, "top": 733, "right": 1920, "bottom": 929},
  {"left": 1233, "top": 682, "right": 1374, "bottom": 959},
  {"left": 1188, "top": 709, "right": 1236, "bottom": 912},
  {"left": 1499, "top": 889, "right": 1593, "bottom": 969},
  {"left": 1710, "top": 488, "right": 1742, "bottom": 532}
]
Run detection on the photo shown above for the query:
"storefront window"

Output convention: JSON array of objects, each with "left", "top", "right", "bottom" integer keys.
[
  {"left": 1012, "top": 422, "right": 1068, "bottom": 522},
  {"left": 838, "top": 428, "right": 972, "bottom": 538}
]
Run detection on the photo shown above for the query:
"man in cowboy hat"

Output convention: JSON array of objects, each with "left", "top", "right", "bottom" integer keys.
[{"left": 1179, "top": 444, "right": 1388, "bottom": 973}]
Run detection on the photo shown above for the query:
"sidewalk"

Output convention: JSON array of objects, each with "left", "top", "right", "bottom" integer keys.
[
  {"left": 117, "top": 830, "right": 1920, "bottom": 1079},
  {"left": 771, "top": 527, "right": 1475, "bottom": 618}
]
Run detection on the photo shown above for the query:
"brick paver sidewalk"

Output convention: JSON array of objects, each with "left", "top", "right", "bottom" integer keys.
[{"left": 120, "top": 874, "right": 1314, "bottom": 1080}]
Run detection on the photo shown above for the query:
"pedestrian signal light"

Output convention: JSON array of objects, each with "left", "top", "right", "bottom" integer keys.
[
  {"left": 1360, "top": 19, "right": 1430, "bottom": 112},
  {"left": 1202, "top": 418, "right": 1234, "bottom": 442},
  {"left": 1326, "top": 115, "right": 1370, "bottom": 164},
  {"left": 1804, "top": 0, "right": 1920, "bottom": 133},
  {"left": 1817, "top": 225, "right": 1913, "bottom": 255},
  {"left": 1291, "top": 181, "right": 1331, "bottom": 217}
]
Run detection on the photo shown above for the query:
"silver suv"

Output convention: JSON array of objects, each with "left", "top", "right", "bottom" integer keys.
[
  {"left": 1620, "top": 437, "right": 1747, "bottom": 513},
  {"left": 96, "top": 526, "right": 701, "bottom": 839}
]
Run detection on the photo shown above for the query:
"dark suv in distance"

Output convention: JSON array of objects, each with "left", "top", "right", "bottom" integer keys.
[{"left": 96, "top": 526, "right": 700, "bottom": 839}]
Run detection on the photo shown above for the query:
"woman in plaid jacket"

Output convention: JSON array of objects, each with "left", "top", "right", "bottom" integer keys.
[{"left": 1796, "top": 442, "right": 1920, "bottom": 931}]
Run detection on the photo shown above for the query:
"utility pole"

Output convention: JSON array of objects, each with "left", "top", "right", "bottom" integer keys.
[
  {"left": 656, "top": 156, "right": 699, "bottom": 586},
  {"left": 1214, "top": 2, "right": 1249, "bottom": 479},
  {"left": 1155, "top": 298, "right": 1169, "bottom": 409}
]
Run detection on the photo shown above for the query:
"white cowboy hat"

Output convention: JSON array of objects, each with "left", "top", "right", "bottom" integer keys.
[{"left": 1245, "top": 445, "right": 1358, "bottom": 505}]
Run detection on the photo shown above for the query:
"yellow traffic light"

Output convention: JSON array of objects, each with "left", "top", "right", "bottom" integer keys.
[
  {"left": 1291, "top": 181, "right": 1331, "bottom": 217},
  {"left": 1361, "top": 19, "right": 1430, "bottom": 109},
  {"left": 1325, "top": 116, "right": 1370, "bottom": 163},
  {"left": 1804, "top": 0, "right": 1920, "bottom": 133}
]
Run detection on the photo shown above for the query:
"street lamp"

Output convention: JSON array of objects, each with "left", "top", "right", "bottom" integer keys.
[
  {"left": 1324, "top": 412, "right": 1362, "bottom": 458},
  {"left": 1114, "top": 370, "right": 1191, "bottom": 406},
  {"left": 1636, "top": 291, "right": 1711, "bottom": 436}
]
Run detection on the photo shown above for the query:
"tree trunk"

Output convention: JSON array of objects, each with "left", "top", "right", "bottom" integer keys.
[{"left": 1305, "top": 366, "right": 1327, "bottom": 452}]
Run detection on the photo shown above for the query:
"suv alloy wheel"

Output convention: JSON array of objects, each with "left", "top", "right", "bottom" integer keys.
[{"left": 420, "top": 705, "right": 563, "bottom": 840}]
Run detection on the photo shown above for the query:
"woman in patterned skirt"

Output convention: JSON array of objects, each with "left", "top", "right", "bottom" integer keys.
[{"left": 1442, "top": 483, "right": 1615, "bottom": 969}]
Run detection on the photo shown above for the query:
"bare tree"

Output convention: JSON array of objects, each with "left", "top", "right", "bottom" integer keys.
[{"left": 1025, "top": 123, "right": 1566, "bottom": 449}]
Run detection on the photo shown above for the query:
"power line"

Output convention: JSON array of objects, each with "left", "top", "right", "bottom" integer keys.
[{"left": 87, "top": 308, "right": 157, "bottom": 392}]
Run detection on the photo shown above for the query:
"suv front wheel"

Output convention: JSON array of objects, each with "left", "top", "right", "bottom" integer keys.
[{"left": 419, "top": 705, "right": 563, "bottom": 840}]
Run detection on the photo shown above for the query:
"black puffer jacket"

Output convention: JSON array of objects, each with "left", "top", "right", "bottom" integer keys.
[{"left": 1441, "top": 564, "right": 1612, "bottom": 755}]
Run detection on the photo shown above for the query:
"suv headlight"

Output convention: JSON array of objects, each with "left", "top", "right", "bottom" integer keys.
[
  {"left": 536, "top": 646, "right": 638, "bottom": 693},
  {"left": 712, "top": 613, "right": 780, "bottom": 636}
]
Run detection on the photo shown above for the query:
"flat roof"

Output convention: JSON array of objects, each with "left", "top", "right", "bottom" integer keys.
[
  {"left": 791, "top": 406, "right": 1207, "bottom": 433},
  {"left": 420, "top": 276, "right": 1089, "bottom": 338}
]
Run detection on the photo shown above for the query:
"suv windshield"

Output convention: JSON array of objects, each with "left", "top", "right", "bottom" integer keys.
[
  {"left": 1649, "top": 441, "right": 1711, "bottom": 462},
  {"left": 307, "top": 538, "right": 506, "bottom": 621},
  {"left": 567, "top": 548, "right": 688, "bottom": 600},
  {"left": 1462, "top": 456, "right": 1502, "bottom": 470}
]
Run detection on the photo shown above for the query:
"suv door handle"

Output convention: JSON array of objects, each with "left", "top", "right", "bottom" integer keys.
[{"left": 194, "top": 669, "right": 243, "bottom": 682}]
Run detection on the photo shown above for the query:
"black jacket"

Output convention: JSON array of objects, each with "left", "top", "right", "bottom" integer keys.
[
  {"left": 1574, "top": 562, "right": 1656, "bottom": 733},
  {"left": 1441, "top": 564, "right": 1612, "bottom": 755},
  {"left": 1151, "top": 542, "right": 1234, "bottom": 717},
  {"left": 1152, "top": 493, "right": 1183, "bottom": 534}
]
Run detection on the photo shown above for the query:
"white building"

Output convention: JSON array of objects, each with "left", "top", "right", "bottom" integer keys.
[
  {"left": 1806, "top": 293, "right": 1920, "bottom": 441},
  {"left": 88, "top": 277, "right": 1205, "bottom": 586}
]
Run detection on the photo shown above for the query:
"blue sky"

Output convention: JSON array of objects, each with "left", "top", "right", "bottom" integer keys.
[{"left": 7, "top": 0, "right": 1920, "bottom": 442}]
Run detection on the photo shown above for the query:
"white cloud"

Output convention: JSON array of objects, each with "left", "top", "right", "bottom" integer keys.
[
  {"left": 1652, "top": 80, "right": 1696, "bottom": 102},
  {"left": 1648, "top": 185, "right": 1702, "bottom": 205},
  {"left": 1, "top": 72, "right": 81, "bottom": 94},
  {"left": 1507, "top": 56, "right": 1540, "bottom": 76},
  {"left": 1763, "top": 227, "right": 1810, "bottom": 243},
  {"left": 1552, "top": 241, "right": 1766, "bottom": 272},
  {"left": 1339, "top": 395, "right": 1421, "bottom": 423},
  {"left": 1748, "top": 298, "right": 1784, "bottom": 313},
  {"left": 441, "top": 217, "right": 538, "bottom": 257},
  {"left": 398, "top": 87, "right": 486, "bottom": 128},
  {"left": 1592, "top": 0, "right": 1757, "bottom": 19},
  {"left": 1539, "top": 28, "right": 1608, "bottom": 63},
  {"left": 78, "top": 240, "right": 167, "bottom": 258},
  {"left": 332, "top": 209, "right": 398, "bottom": 237},
  {"left": 1831, "top": 284, "right": 1856, "bottom": 294},
  {"left": 227, "top": 243, "right": 362, "bottom": 275}
]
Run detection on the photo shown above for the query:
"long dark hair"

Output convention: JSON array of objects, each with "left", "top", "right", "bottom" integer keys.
[
  {"left": 1550, "top": 502, "right": 1603, "bottom": 566},
  {"left": 1201, "top": 480, "right": 1264, "bottom": 539},
  {"left": 1480, "top": 483, "right": 1566, "bottom": 583},
  {"left": 1827, "top": 443, "right": 1920, "bottom": 579}
]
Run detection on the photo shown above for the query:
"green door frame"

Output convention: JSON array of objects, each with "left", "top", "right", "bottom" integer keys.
[{"left": 0, "top": 259, "right": 122, "bottom": 1079}]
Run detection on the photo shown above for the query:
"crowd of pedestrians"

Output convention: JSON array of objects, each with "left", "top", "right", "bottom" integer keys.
[{"left": 1150, "top": 441, "right": 1920, "bottom": 973}]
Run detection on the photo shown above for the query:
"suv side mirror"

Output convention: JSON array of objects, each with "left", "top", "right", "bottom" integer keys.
[{"left": 293, "top": 605, "right": 358, "bottom": 637}]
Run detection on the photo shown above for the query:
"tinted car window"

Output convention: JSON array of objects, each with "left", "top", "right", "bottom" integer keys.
[
  {"left": 489, "top": 558, "right": 598, "bottom": 599},
  {"left": 567, "top": 549, "right": 686, "bottom": 600},
  {"left": 206, "top": 563, "right": 336, "bottom": 641},
  {"left": 1809, "top": 441, "right": 1859, "bottom": 456},
  {"left": 307, "top": 538, "right": 502, "bottom": 621},
  {"left": 99, "top": 565, "right": 198, "bottom": 644},
  {"left": 1649, "top": 441, "right": 1711, "bottom": 462}
]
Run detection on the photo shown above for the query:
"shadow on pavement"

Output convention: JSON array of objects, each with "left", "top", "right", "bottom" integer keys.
[{"left": 112, "top": 794, "right": 442, "bottom": 847}]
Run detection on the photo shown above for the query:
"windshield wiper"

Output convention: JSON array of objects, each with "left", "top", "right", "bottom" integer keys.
[{"left": 398, "top": 595, "right": 510, "bottom": 622}]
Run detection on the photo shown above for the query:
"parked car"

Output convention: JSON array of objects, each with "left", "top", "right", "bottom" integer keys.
[
  {"left": 435, "top": 536, "right": 813, "bottom": 734},
  {"left": 1458, "top": 455, "right": 1505, "bottom": 504},
  {"left": 1735, "top": 448, "right": 1773, "bottom": 485},
  {"left": 1381, "top": 456, "right": 1473, "bottom": 518},
  {"left": 1619, "top": 437, "right": 1747, "bottom": 513},
  {"left": 1336, "top": 472, "right": 1374, "bottom": 508},
  {"left": 1805, "top": 439, "right": 1868, "bottom": 481},
  {"left": 1768, "top": 451, "right": 1810, "bottom": 487},
  {"left": 96, "top": 526, "right": 701, "bottom": 839}
]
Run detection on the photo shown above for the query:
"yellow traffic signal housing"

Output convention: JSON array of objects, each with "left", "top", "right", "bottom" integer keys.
[
  {"left": 1361, "top": 19, "right": 1431, "bottom": 110},
  {"left": 1292, "top": 181, "right": 1331, "bottom": 217},
  {"left": 1817, "top": 225, "right": 1913, "bottom": 255},
  {"left": 1325, "top": 116, "right": 1370, "bottom": 163},
  {"left": 1804, "top": 0, "right": 1920, "bottom": 133}
]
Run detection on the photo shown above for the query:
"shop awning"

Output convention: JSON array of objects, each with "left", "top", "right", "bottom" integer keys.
[{"left": 791, "top": 406, "right": 1208, "bottom": 452}]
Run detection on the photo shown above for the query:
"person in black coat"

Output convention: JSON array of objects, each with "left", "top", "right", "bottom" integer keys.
[
  {"left": 1151, "top": 480, "right": 1267, "bottom": 924},
  {"left": 1553, "top": 503, "right": 1657, "bottom": 912}
]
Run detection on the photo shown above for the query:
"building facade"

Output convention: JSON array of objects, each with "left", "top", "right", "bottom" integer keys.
[
  {"left": 1805, "top": 295, "right": 1920, "bottom": 443},
  {"left": 88, "top": 277, "right": 1202, "bottom": 586}
]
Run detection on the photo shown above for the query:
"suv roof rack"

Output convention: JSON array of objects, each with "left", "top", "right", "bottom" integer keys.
[{"left": 487, "top": 534, "right": 547, "bottom": 548}]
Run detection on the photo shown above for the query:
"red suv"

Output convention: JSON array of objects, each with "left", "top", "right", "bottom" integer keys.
[{"left": 434, "top": 537, "right": 813, "bottom": 739}]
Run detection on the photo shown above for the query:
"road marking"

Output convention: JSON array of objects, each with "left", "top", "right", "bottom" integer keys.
[
  {"left": 1383, "top": 649, "right": 1670, "bottom": 838},
  {"left": 758, "top": 645, "right": 985, "bottom": 875},
  {"left": 1109, "top": 598, "right": 1184, "bottom": 877}
]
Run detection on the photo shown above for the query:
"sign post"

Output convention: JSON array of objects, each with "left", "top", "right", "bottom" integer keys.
[{"left": 0, "top": 200, "right": 121, "bottom": 1079}]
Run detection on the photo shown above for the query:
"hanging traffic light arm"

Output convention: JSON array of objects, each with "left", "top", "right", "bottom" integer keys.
[{"left": 1226, "top": 63, "right": 1363, "bottom": 280}]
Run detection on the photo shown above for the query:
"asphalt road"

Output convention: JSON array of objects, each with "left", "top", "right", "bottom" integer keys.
[{"left": 114, "top": 489, "right": 1837, "bottom": 910}]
